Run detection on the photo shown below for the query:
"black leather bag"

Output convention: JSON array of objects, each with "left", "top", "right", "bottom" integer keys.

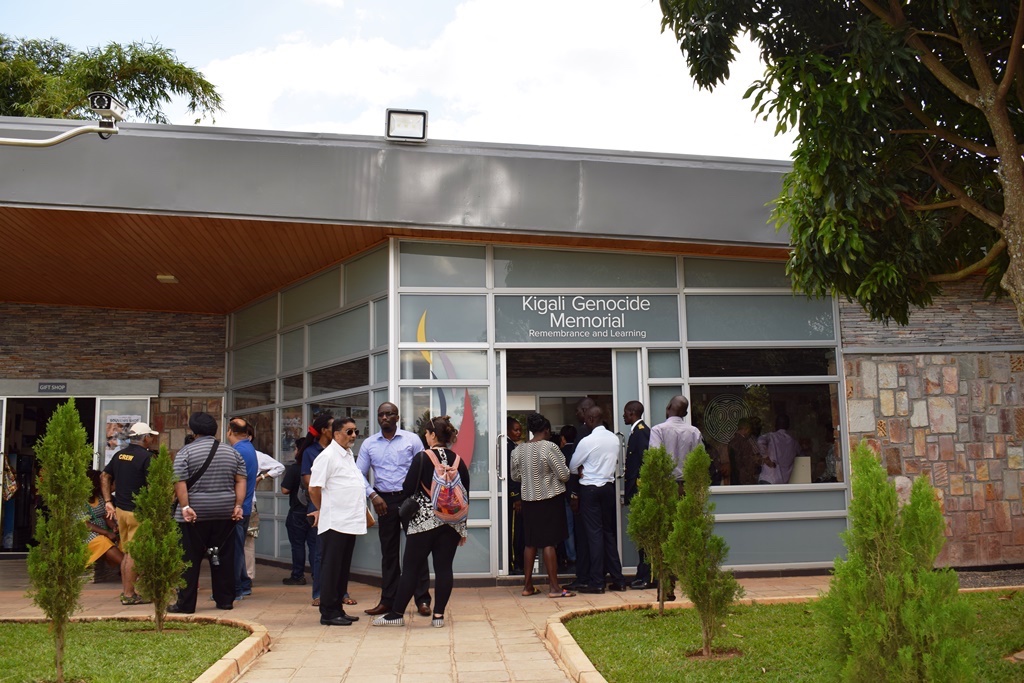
[{"left": 398, "top": 495, "right": 420, "bottom": 528}]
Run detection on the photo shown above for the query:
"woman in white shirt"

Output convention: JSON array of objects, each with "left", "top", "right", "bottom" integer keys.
[{"left": 308, "top": 416, "right": 371, "bottom": 626}]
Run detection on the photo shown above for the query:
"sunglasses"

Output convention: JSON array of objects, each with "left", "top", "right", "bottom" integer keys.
[{"left": 343, "top": 428, "right": 360, "bottom": 436}]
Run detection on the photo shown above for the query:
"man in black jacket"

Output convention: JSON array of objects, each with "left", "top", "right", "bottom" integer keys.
[{"left": 622, "top": 401, "right": 653, "bottom": 589}]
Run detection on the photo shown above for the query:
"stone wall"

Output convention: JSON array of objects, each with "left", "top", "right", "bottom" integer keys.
[{"left": 0, "top": 302, "right": 225, "bottom": 394}]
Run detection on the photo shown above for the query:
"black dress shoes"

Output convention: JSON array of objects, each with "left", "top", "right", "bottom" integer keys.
[
  {"left": 577, "top": 585, "right": 605, "bottom": 594},
  {"left": 340, "top": 612, "right": 359, "bottom": 622},
  {"left": 607, "top": 582, "right": 629, "bottom": 592},
  {"left": 630, "top": 579, "right": 653, "bottom": 590},
  {"left": 364, "top": 603, "right": 391, "bottom": 616},
  {"left": 320, "top": 616, "right": 353, "bottom": 626}
]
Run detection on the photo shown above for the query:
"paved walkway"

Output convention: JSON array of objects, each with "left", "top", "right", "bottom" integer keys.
[{"left": 0, "top": 560, "right": 830, "bottom": 682}]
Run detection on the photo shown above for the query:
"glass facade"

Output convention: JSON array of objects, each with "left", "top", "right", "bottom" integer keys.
[{"left": 227, "top": 243, "right": 846, "bottom": 576}]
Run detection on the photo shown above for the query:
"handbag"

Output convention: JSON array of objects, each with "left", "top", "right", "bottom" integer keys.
[
  {"left": 365, "top": 505, "right": 376, "bottom": 528},
  {"left": 398, "top": 453, "right": 427, "bottom": 528}
]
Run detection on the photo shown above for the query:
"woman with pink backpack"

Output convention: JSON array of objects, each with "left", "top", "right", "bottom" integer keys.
[{"left": 372, "top": 415, "right": 470, "bottom": 628}]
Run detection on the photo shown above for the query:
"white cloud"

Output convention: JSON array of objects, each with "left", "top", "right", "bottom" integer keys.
[{"left": 192, "top": 0, "right": 794, "bottom": 160}]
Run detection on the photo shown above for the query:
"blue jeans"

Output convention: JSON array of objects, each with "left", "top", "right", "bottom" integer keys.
[
  {"left": 564, "top": 497, "right": 576, "bottom": 563},
  {"left": 285, "top": 507, "right": 315, "bottom": 579}
]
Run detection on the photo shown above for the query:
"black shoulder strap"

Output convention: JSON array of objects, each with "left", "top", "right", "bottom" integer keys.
[{"left": 185, "top": 439, "right": 220, "bottom": 490}]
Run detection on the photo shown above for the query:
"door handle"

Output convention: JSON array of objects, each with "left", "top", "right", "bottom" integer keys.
[
  {"left": 496, "top": 433, "right": 506, "bottom": 481},
  {"left": 615, "top": 432, "right": 625, "bottom": 478}
]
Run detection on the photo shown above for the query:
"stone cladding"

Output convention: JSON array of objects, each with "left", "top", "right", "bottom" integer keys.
[{"left": 841, "top": 281, "right": 1024, "bottom": 567}]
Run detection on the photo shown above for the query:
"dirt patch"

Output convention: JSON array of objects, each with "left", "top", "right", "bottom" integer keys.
[{"left": 685, "top": 647, "right": 743, "bottom": 661}]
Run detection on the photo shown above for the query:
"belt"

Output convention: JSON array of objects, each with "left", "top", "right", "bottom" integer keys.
[{"left": 377, "top": 490, "right": 403, "bottom": 496}]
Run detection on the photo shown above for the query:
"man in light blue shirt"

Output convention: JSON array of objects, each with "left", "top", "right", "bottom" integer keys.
[
  {"left": 569, "top": 405, "right": 626, "bottom": 594},
  {"left": 357, "top": 402, "right": 431, "bottom": 617}
]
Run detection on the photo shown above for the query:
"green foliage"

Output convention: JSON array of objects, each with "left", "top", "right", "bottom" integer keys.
[
  {"left": 0, "top": 620, "right": 248, "bottom": 683},
  {"left": 26, "top": 398, "right": 92, "bottom": 683},
  {"left": 626, "top": 446, "right": 678, "bottom": 614},
  {"left": 658, "top": 1, "right": 1022, "bottom": 327},
  {"left": 663, "top": 444, "right": 743, "bottom": 656},
  {"left": 565, "top": 590, "right": 1024, "bottom": 682},
  {"left": 816, "top": 442, "right": 975, "bottom": 682},
  {"left": 0, "top": 34, "right": 222, "bottom": 123},
  {"left": 129, "top": 444, "right": 187, "bottom": 632}
]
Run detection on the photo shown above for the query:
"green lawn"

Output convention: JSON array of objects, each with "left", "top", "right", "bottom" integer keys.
[
  {"left": 0, "top": 620, "right": 248, "bottom": 683},
  {"left": 566, "top": 590, "right": 1024, "bottom": 682}
]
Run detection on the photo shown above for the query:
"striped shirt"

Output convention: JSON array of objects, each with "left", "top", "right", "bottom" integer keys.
[
  {"left": 510, "top": 440, "right": 570, "bottom": 502},
  {"left": 173, "top": 436, "right": 246, "bottom": 522}
]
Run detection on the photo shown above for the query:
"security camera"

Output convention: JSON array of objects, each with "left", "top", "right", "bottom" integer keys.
[{"left": 87, "top": 91, "right": 127, "bottom": 122}]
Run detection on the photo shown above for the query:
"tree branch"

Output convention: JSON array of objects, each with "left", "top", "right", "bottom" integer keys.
[
  {"left": 909, "top": 29, "right": 962, "bottom": 45},
  {"left": 927, "top": 239, "right": 1007, "bottom": 282},
  {"left": 913, "top": 163, "right": 1003, "bottom": 229},
  {"left": 904, "top": 199, "right": 962, "bottom": 211},
  {"left": 996, "top": 1, "right": 1024, "bottom": 102},
  {"left": 862, "top": 0, "right": 982, "bottom": 107}
]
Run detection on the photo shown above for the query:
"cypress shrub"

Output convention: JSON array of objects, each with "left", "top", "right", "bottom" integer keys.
[
  {"left": 128, "top": 444, "right": 187, "bottom": 632},
  {"left": 26, "top": 399, "right": 92, "bottom": 683},
  {"left": 626, "top": 445, "right": 678, "bottom": 614},
  {"left": 817, "top": 442, "right": 974, "bottom": 682},
  {"left": 664, "top": 444, "right": 743, "bottom": 656}
]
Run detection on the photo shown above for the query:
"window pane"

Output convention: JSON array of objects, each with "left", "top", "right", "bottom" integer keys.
[
  {"left": 493, "top": 247, "right": 676, "bottom": 288},
  {"left": 648, "top": 350, "right": 681, "bottom": 378},
  {"left": 688, "top": 348, "right": 838, "bottom": 377},
  {"left": 310, "top": 358, "right": 369, "bottom": 396},
  {"left": 281, "top": 329, "right": 304, "bottom": 372},
  {"left": 451, "top": 527, "right": 490, "bottom": 573},
  {"left": 684, "top": 258, "right": 790, "bottom": 288},
  {"left": 400, "top": 386, "right": 489, "bottom": 492},
  {"left": 689, "top": 383, "right": 841, "bottom": 486},
  {"left": 232, "top": 382, "right": 274, "bottom": 411},
  {"left": 99, "top": 399, "right": 150, "bottom": 467},
  {"left": 374, "top": 298, "right": 389, "bottom": 348},
  {"left": 400, "top": 295, "right": 487, "bottom": 343},
  {"left": 309, "top": 305, "right": 370, "bottom": 364},
  {"left": 686, "top": 295, "right": 834, "bottom": 341},
  {"left": 280, "top": 405, "right": 304, "bottom": 461},
  {"left": 400, "top": 350, "right": 488, "bottom": 380},
  {"left": 282, "top": 268, "right": 341, "bottom": 327},
  {"left": 233, "top": 338, "right": 276, "bottom": 384},
  {"left": 400, "top": 242, "right": 486, "bottom": 288},
  {"left": 309, "top": 394, "right": 370, "bottom": 454},
  {"left": 648, "top": 386, "right": 682, "bottom": 425},
  {"left": 233, "top": 296, "right": 277, "bottom": 344},
  {"left": 281, "top": 374, "right": 304, "bottom": 401},
  {"left": 373, "top": 353, "right": 389, "bottom": 384},
  {"left": 346, "top": 248, "right": 388, "bottom": 303}
]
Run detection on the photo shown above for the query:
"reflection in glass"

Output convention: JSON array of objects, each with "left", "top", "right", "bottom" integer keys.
[
  {"left": 685, "top": 295, "right": 835, "bottom": 341},
  {"left": 688, "top": 348, "right": 836, "bottom": 377},
  {"left": 399, "top": 386, "right": 489, "bottom": 492},
  {"left": 281, "top": 374, "right": 303, "bottom": 401},
  {"left": 683, "top": 258, "right": 789, "bottom": 288},
  {"left": 400, "top": 350, "right": 488, "bottom": 380},
  {"left": 689, "top": 383, "right": 841, "bottom": 486},
  {"left": 493, "top": 247, "right": 677, "bottom": 288},
  {"left": 279, "top": 405, "right": 303, "bottom": 463},
  {"left": 399, "top": 295, "right": 487, "bottom": 343},
  {"left": 232, "top": 381, "right": 275, "bottom": 411},
  {"left": 309, "top": 358, "right": 369, "bottom": 396},
  {"left": 400, "top": 242, "right": 486, "bottom": 288}
]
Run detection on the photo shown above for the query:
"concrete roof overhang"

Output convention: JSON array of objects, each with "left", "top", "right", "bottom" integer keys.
[{"left": 0, "top": 117, "right": 792, "bottom": 315}]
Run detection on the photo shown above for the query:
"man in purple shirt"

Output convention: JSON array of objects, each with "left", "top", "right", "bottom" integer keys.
[
  {"left": 649, "top": 395, "right": 703, "bottom": 489},
  {"left": 357, "top": 402, "right": 431, "bottom": 617}
]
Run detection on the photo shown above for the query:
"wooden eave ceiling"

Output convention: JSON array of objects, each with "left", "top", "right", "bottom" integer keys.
[{"left": 0, "top": 206, "right": 790, "bottom": 315}]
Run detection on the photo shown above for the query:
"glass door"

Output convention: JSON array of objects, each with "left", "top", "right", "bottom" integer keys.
[
  {"left": 494, "top": 349, "right": 510, "bottom": 576},
  {"left": 614, "top": 349, "right": 642, "bottom": 570}
]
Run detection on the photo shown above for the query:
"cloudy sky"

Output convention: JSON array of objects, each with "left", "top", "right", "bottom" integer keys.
[{"left": 7, "top": 0, "right": 795, "bottom": 159}]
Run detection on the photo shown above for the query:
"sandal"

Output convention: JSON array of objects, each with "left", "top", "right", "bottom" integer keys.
[
  {"left": 311, "top": 598, "right": 320, "bottom": 607},
  {"left": 548, "top": 589, "right": 576, "bottom": 598},
  {"left": 343, "top": 596, "right": 358, "bottom": 605},
  {"left": 120, "top": 593, "right": 144, "bottom": 606},
  {"left": 521, "top": 586, "right": 541, "bottom": 596}
]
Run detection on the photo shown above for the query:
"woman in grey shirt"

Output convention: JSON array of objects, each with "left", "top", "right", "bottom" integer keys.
[{"left": 511, "top": 413, "right": 573, "bottom": 598}]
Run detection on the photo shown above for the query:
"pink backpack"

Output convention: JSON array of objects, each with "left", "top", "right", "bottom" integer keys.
[{"left": 423, "top": 448, "right": 469, "bottom": 524}]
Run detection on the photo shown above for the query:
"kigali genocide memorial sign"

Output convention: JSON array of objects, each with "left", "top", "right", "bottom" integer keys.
[{"left": 494, "top": 295, "right": 679, "bottom": 343}]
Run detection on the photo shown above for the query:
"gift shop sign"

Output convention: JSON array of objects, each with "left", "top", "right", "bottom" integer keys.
[{"left": 494, "top": 295, "right": 679, "bottom": 343}]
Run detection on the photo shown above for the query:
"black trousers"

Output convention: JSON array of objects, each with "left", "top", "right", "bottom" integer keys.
[
  {"left": 393, "top": 525, "right": 461, "bottom": 616},
  {"left": 176, "top": 518, "right": 237, "bottom": 612},
  {"left": 318, "top": 530, "right": 356, "bottom": 620},
  {"left": 378, "top": 491, "right": 430, "bottom": 607},
  {"left": 579, "top": 483, "right": 624, "bottom": 589},
  {"left": 508, "top": 500, "right": 525, "bottom": 572}
]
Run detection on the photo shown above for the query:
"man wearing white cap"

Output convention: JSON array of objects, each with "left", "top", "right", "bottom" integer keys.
[{"left": 101, "top": 421, "right": 159, "bottom": 605}]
